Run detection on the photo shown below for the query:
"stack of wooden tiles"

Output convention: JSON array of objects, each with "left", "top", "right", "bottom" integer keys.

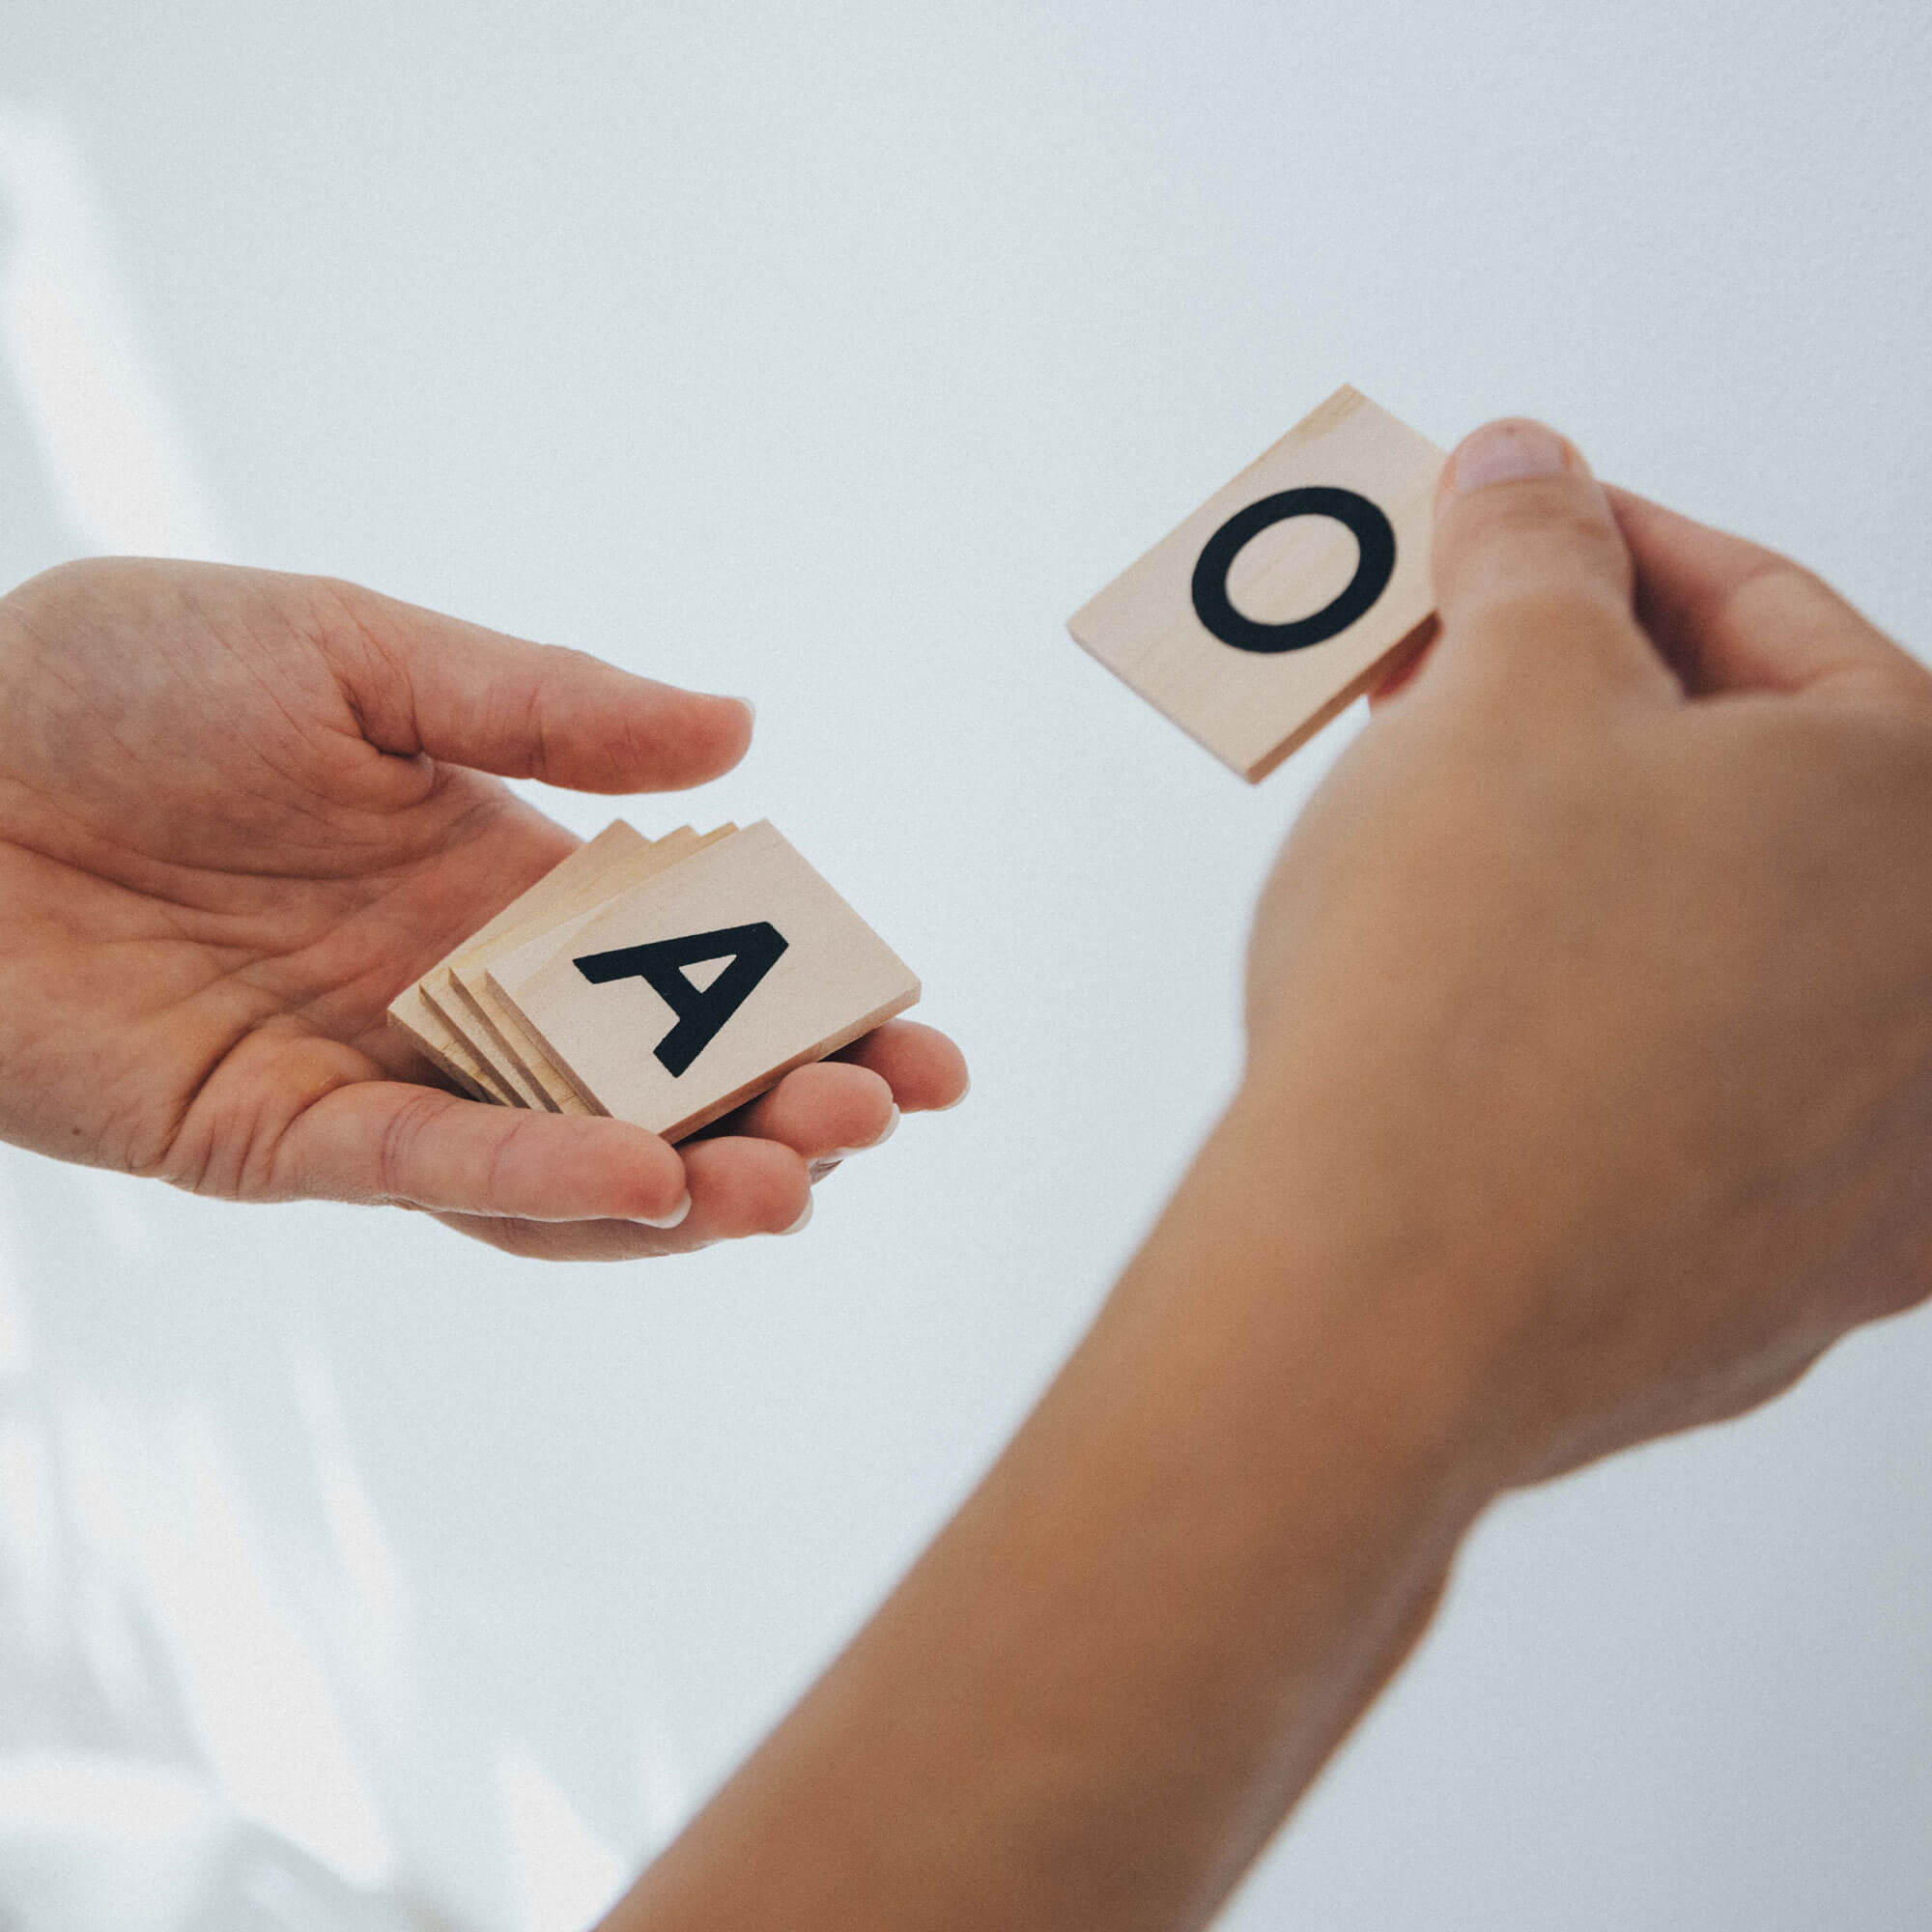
[{"left": 389, "top": 820, "right": 920, "bottom": 1141}]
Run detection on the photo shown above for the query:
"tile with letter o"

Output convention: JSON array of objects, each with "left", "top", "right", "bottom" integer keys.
[{"left": 1069, "top": 384, "right": 1445, "bottom": 781}]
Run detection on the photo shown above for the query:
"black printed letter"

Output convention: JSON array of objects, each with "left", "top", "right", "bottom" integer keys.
[
  {"left": 575, "top": 923, "right": 788, "bottom": 1077},
  {"left": 1190, "top": 486, "right": 1396, "bottom": 655}
]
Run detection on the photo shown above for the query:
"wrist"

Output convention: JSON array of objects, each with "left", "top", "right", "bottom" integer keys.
[
  {"left": 605, "top": 1084, "right": 1509, "bottom": 1932},
  {"left": 1133, "top": 1081, "right": 1520, "bottom": 1524}
]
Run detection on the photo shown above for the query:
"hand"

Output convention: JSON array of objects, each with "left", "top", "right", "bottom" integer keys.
[
  {"left": 0, "top": 559, "right": 966, "bottom": 1260},
  {"left": 1240, "top": 418, "right": 1932, "bottom": 1485},
  {"left": 592, "top": 429, "right": 1931, "bottom": 1932}
]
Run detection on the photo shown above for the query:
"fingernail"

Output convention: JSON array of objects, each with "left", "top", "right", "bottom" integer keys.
[
  {"left": 729, "top": 696, "right": 756, "bottom": 728},
  {"left": 637, "top": 1190, "right": 692, "bottom": 1231},
  {"left": 1449, "top": 421, "right": 1577, "bottom": 496},
  {"left": 825, "top": 1105, "right": 899, "bottom": 1160},
  {"left": 933, "top": 1074, "right": 971, "bottom": 1113},
  {"left": 808, "top": 1157, "right": 845, "bottom": 1182},
  {"left": 781, "top": 1196, "right": 814, "bottom": 1236}
]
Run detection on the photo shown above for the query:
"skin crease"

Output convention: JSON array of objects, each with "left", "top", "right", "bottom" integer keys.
[
  {"left": 6, "top": 416, "right": 1932, "bottom": 1926},
  {"left": 0, "top": 560, "right": 968, "bottom": 1258}
]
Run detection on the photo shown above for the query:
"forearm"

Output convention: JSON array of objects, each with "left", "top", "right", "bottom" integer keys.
[{"left": 600, "top": 1098, "right": 1499, "bottom": 1932}]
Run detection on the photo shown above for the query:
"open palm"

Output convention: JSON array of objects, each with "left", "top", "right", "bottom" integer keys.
[{"left": 0, "top": 559, "right": 966, "bottom": 1259}]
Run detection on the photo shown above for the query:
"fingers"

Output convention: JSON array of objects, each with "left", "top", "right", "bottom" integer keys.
[
  {"left": 1605, "top": 485, "right": 1932, "bottom": 704},
  {"left": 832, "top": 1019, "right": 971, "bottom": 1114},
  {"left": 272, "top": 1079, "right": 695, "bottom": 1225},
  {"left": 431, "top": 1136, "right": 813, "bottom": 1260},
  {"left": 314, "top": 578, "right": 754, "bottom": 791},
  {"left": 684, "top": 1019, "right": 969, "bottom": 1154},
  {"left": 1365, "top": 630, "right": 1435, "bottom": 707},
  {"left": 710, "top": 1060, "right": 900, "bottom": 1153},
  {"left": 290, "top": 1021, "right": 969, "bottom": 1260},
  {"left": 1425, "top": 419, "right": 1676, "bottom": 705},
  {"left": 1415, "top": 420, "right": 1923, "bottom": 714},
  {"left": 679, "top": 1136, "right": 814, "bottom": 1240},
  {"left": 431, "top": 1213, "right": 685, "bottom": 1263},
  {"left": 690, "top": 1024, "right": 967, "bottom": 1150}
]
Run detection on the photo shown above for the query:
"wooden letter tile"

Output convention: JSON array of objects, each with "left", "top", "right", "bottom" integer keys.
[
  {"left": 1068, "top": 384, "right": 1445, "bottom": 781},
  {"left": 489, "top": 822, "right": 919, "bottom": 1141},
  {"left": 385, "top": 998, "right": 512, "bottom": 1104},
  {"left": 388, "top": 820, "right": 652, "bottom": 1105},
  {"left": 442, "top": 825, "right": 735, "bottom": 1113}
]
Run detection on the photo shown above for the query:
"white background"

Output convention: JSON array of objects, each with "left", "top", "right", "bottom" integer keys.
[{"left": 2, "top": 3, "right": 1929, "bottom": 1926}]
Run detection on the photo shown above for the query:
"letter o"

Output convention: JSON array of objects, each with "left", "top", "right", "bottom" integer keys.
[{"left": 1190, "top": 486, "right": 1396, "bottom": 655}]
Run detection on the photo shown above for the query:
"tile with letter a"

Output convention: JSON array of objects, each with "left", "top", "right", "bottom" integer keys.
[
  {"left": 436, "top": 826, "right": 726, "bottom": 1113},
  {"left": 388, "top": 819, "right": 653, "bottom": 1104},
  {"left": 488, "top": 822, "right": 921, "bottom": 1142},
  {"left": 1068, "top": 384, "right": 1445, "bottom": 781}
]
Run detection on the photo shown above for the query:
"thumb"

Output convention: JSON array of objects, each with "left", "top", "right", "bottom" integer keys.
[
  {"left": 1426, "top": 419, "right": 1673, "bottom": 704},
  {"left": 317, "top": 577, "right": 754, "bottom": 792},
  {"left": 270, "top": 1074, "right": 696, "bottom": 1227}
]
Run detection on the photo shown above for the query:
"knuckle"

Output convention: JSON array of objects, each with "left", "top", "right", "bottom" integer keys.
[
  {"left": 1443, "top": 485, "right": 1632, "bottom": 593},
  {"left": 1457, "top": 588, "right": 1640, "bottom": 679},
  {"left": 513, "top": 668, "right": 556, "bottom": 784},
  {"left": 523, "top": 644, "right": 617, "bottom": 784},
  {"left": 1452, "top": 473, "right": 1597, "bottom": 538},
  {"left": 734, "top": 1151, "right": 809, "bottom": 1233},
  {"left": 479, "top": 1109, "right": 532, "bottom": 1205},
  {"left": 373, "top": 1089, "right": 457, "bottom": 1202},
  {"left": 603, "top": 1141, "right": 682, "bottom": 1221},
  {"left": 1475, "top": 583, "right": 1631, "bottom": 637}
]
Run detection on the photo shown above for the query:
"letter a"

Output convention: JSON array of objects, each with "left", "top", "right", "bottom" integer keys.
[{"left": 575, "top": 923, "right": 789, "bottom": 1077}]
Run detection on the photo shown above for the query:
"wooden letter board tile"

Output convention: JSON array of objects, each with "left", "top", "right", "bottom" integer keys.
[
  {"left": 435, "top": 826, "right": 725, "bottom": 1114},
  {"left": 489, "top": 821, "right": 920, "bottom": 1142},
  {"left": 391, "top": 820, "right": 651, "bottom": 1107},
  {"left": 1068, "top": 385, "right": 1445, "bottom": 781}
]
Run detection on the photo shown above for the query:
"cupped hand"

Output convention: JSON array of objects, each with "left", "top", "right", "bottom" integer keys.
[
  {"left": 1238, "top": 420, "right": 1932, "bottom": 1486},
  {"left": 0, "top": 559, "right": 966, "bottom": 1259}
]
